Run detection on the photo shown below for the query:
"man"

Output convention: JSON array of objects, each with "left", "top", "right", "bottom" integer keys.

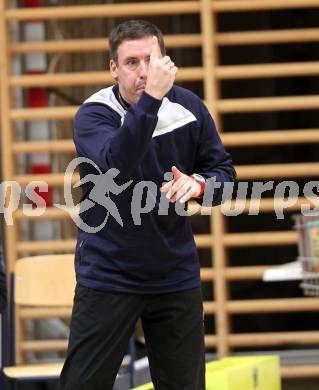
[{"left": 60, "top": 20, "right": 235, "bottom": 390}]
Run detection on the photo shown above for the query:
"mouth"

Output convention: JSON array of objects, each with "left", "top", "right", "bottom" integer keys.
[{"left": 136, "top": 85, "right": 146, "bottom": 91}]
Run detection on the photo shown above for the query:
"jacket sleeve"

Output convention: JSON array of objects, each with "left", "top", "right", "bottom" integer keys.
[
  {"left": 193, "top": 104, "right": 236, "bottom": 206},
  {"left": 0, "top": 239, "right": 7, "bottom": 314},
  {"left": 74, "top": 92, "right": 162, "bottom": 181}
]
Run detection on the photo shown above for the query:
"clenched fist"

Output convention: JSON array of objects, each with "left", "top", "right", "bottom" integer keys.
[{"left": 145, "top": 36, "right": 178, "bottom": 100}]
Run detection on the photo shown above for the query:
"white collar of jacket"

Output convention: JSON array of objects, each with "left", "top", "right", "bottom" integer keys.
[{"left": 84, "top": 86, "right": 197, "bottom": 138}]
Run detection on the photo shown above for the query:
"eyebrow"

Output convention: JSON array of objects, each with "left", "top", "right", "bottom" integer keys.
[
  {"left": 124, "top": 56, "right": 138, "bottom": 62},
  {"left": 124, "top": 54, "right": 151, "bottom": 62}
]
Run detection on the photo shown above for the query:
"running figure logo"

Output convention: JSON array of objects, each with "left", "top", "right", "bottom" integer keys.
[{"left": 56, "top": 157, "right": 132, "bottom": 233}]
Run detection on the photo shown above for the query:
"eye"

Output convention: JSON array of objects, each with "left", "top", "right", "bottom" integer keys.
[{"left": 126, "top": 59, "right": 137, "bottom": 66}]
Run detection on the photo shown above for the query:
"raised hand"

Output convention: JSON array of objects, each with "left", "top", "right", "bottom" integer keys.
[
  {"left": 145, "top": 36, "right": 178, "bottom": 100},
  {"left": 160, "top": 166, "right": 202, "bottom": 203}
]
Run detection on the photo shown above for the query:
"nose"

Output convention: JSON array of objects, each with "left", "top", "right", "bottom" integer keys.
[{"left": 138, "top": 61, "right": 148, "bottom": 79}]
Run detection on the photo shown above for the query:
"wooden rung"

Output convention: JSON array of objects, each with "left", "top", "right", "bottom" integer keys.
[
  {"left": 10, "top": 38, "right": 109, "bottom": 54},
  {"left": 6, "top": 2, "right": 200, "bottom": 21},
  {"left": 20, "top": 307, "right": 72, "bottom": 319},
  {"left": 221, "top": 197, "right": 319, "bottom": 214},
  {"left": 227, "top": 298, "right": 319, "bottom": 314},
  {"left": 204, "top": 335, "right": 217, "bottom": 347},
  {"left": 6, "top": 1, "right": 319, "bottom": 21},
  {"left": 10, "top": 71, "right": 113, "bottom": 88},
  {"left": 228, "top": 331, "right": 319, "bottom": 347},
  {"left": 221, "top": 129, "right": 319, "bottom": 146},
  {"left": 9, "top": 34, "right": 202, "bottom": 54},
  {"left": 201, "top": 268, "right": 215, "bottom": 280},
  {"left": 17, "top": 231, "right": 297, "bottom": 253},
  {"left": 3, "top": 363, "right": 63, "bottom": 379},
  {"left": 13, "top": 140, "right": 75, "bottom": 154},
  {"left": 212, "top": 0, "right": 319, "bottom": 12},
  {"left": 16, "top": 232, "right": 297, "bottom": 253},
  {"left": 226, "top": 266, "right": 270, "bottom": 280},
  {"left": 17, "top": 240, "right": 76, "bottom": 253},
  {"left": 11, "top": 129, "right": 319, "bottom": 153},
  {"left": 203, "top": 298, "right": 319, "bottom": 315},
  {"left": 14, "top": 173, "right": 79, "bottom": 186},
  {"left": 14, "top": 98, "right": 319, "bottom": 121},
  {"left": 203, "top": 302, "right": 216, "bottom": 314},
  {"left": 13, "top": 162, "right": 319, "bottom": 188},
  {"left": 217, "top": 28, "right": 319, "bottom": 46},
  {"left": 196, "top": 231, "right": 296, "bottom": 249},
  {"left": 13, "top": 195, "right": 318, "bottom": 221},
  {"left": 236, "top": 162, "right": 319, "bottom": 179},
  {"left": 11, "top": 106, "right": 77, "bottom": 121},
  {"left": 217, "top": 95, "right": 319, "bottom": 113},
  {"left": 281, "top": 365, "right": 319, "bottom": 378},
  {"left": 201, "top": 266, "right": 275, "bottom": 281},
  {"left": 223, "top": 231, "right": 297, "bottom": 247},
  {"left": 15, "top": 233, "right": 298, "bottom": 252},
  {"left": 216, "top": 61, "right": 319, "bottom": 80},
  {"left": 14, "top": 207, "right": 78, "bottom": 221},
  {"left": 194, "top": 234, "right": 212, "bottom": 247},
  {"left": 21, "top": 340, "right": 68, "bottom": 352},
  {"left": 10, "top": 67, "right": 203, "bottom": 88}
]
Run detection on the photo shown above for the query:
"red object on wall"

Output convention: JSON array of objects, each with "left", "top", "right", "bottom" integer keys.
[
  {"left": 31, "top": 164, "right": 52, "bottom": 207},
  {"left": 26, "top": 88, "right": 48, "bottom": 108},
  {"left": 23, "top": 0, "right": 43, "bottom": 7}
]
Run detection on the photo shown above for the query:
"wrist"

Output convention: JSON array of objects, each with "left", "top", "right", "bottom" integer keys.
[
  {"left": 144, "top": 91, "right": 163, "bottom": 100},
  {"left": 190, "top": 174, "right": 205, "bottom": 198},
  {"left": 144, "top": 86, "right": 164, "bottom": 101}
]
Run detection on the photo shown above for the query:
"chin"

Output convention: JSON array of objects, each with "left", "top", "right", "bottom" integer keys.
[{"left": 135, "top": 91, "right": 144, "bottom": 101}]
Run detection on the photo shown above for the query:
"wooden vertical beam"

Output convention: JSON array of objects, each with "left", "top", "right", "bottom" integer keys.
[
  {"left": 200, "top": 0, "right": 220, "bottom": 128},
  {"left": 0, "top": 0, "right": 18, "bottom": 277},
  {"left": 0, "top": 0, "right": 22, "bottom": 365},
  {"left": 211, "top": 208, "right": 230, "bottom": 357},
  {"left": 200, "top": 0, "right": 230, "bottom": 357}
]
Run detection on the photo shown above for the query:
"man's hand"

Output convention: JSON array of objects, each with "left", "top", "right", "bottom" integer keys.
[
  {"left": 145, "top": 36, "right": 178, "bottom": 100},
  {"left": 160, "top": 166, "right": 202, "bottom": 203}
]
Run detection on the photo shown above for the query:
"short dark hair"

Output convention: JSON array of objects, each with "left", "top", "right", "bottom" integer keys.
[{"left": 109, "top": 20, "right": 166, "bottom": 62}]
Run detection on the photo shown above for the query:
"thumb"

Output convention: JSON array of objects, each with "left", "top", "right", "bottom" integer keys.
[{"left": 172, "top": 166, "right": 183, "bottom": 180}]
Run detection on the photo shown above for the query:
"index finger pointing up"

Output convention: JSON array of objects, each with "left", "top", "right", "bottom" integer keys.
[{"left": 150, "top": 36, "right": 160, "bottom": 60}]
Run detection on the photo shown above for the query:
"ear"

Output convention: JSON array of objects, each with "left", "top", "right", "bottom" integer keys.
[{"left": 109, "top": 59, "right": 118, "bottom": 80}]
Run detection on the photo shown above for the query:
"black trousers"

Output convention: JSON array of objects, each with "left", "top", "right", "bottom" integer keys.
[{"left": 59, "top": 284, "right": 205, "bottom": 390}]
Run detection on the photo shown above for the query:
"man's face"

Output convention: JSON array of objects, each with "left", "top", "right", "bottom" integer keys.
[{"left": 109, "top": 36, "right": 161, "bottom": 105}]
